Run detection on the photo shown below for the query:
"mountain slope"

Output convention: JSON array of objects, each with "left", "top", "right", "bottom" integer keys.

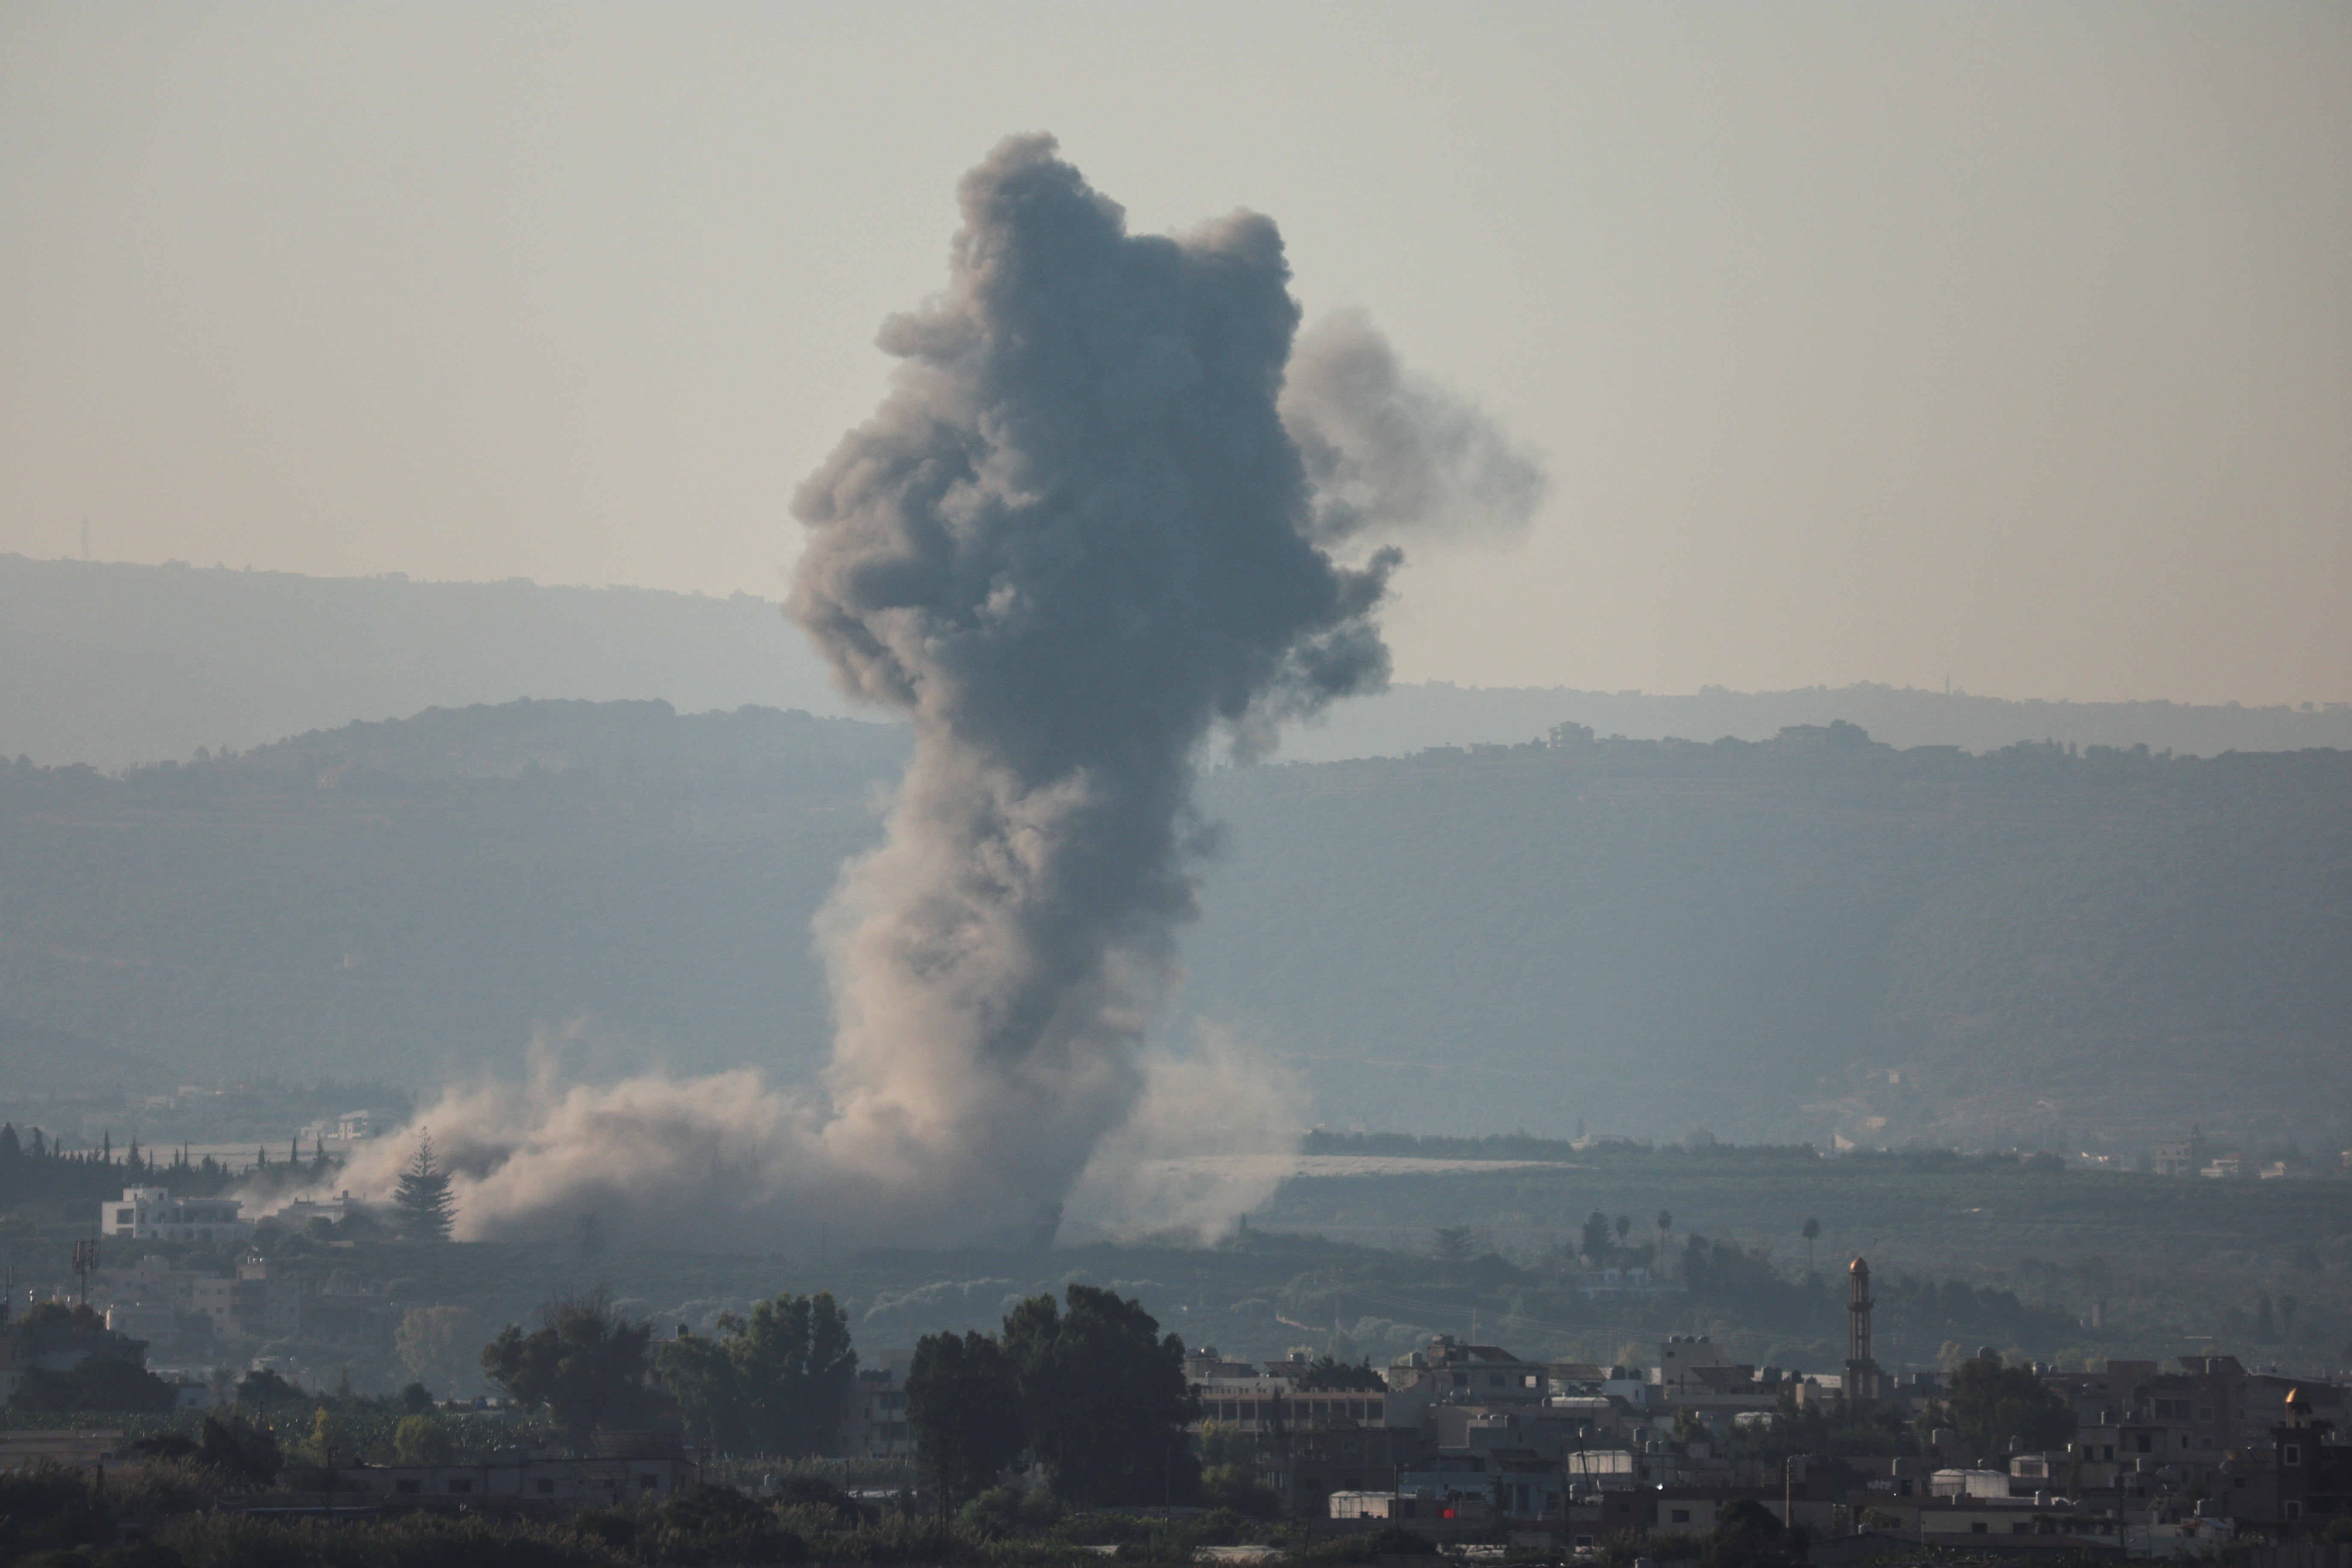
[{"left": 0, "top": 703, "right": 2344, "bottom": 1152}]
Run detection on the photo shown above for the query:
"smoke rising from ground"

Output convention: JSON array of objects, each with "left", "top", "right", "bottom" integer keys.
[{"left": 336, "top": 136, "right": 1540, "bottom": 1248}]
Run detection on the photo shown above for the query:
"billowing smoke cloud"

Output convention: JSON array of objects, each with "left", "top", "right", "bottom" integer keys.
[
  {"left": 1281, "top": 307, "right": 1547, "bottom": 548},
  {"left": 326, "top": 136, "right": 1541, "bottom": 1249}
]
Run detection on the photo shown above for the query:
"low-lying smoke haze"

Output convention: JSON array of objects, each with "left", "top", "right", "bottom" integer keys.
[{"left": 334, "top": 137, "right": 1539, "bottom": 1248}]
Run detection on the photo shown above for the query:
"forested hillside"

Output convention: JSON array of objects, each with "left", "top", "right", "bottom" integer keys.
[{"left": 0, "top": 701, "right": 2344, "bottom": 1152}]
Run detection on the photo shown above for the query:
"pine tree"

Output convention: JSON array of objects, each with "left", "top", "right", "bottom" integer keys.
[{"left": 393, "top": 1131, "right": 457, "bottom": 1242}]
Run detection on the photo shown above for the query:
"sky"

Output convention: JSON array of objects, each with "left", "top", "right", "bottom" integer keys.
[{"left": 3, "top": 3, "right": 2347, "bottom": 706}]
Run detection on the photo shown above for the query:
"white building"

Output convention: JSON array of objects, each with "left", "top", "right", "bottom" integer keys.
[{"left": 100, "top": 1188, "right": 253, "bottom": 1245}]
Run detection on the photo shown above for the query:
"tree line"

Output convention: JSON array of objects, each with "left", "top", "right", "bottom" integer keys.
[{"left": 906, "top": 1284, "right": 1197, "bottom": 1513}]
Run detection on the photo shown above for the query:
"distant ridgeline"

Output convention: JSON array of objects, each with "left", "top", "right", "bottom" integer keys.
[
  {"left": 7, "top": 554, "right": 2351, "bottom": 769},
  {"left": 0, "top": 699, "right": 2345, "bottom": 1152}
]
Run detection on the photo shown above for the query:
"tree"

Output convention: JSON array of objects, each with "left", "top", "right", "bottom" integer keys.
[
  {"left": 10, "top": 1356, "right": 177, "bottom": 1413},
  {"left": 393, "top": 1413, "right": 456, "bottom": 1464},
  {"left": 654, "top": 1292, "right": 857, "bottom": 1456},
  {"left": 731, "top": 1291, "right": 857, "bottom": 1455},
  {"left": 395, "top": 1304, "right": 483, "bottom": 1399},
  {"left": 1615, "top": 1214, "right": 1633, "bottom": 1249},
  {"left": 1656, "top": 1210, "right": 1674, "bottom": 1267},
  {"left": 300, "top": 1404, "right": 359, "bottom": 1469},
  {"left": 1581, "top": 1210, "right": 1612, "bottom": 1261},
  {"left": 1802, "top": 1217, "right": 1820, "bottom": 1273},
  {"left": 1294, "top": 1354, "right": 1385, "bottom": 1392},
  {"left": 1945, "top": 1355, "right": 2075, "bottom": 1456},
  {"left": 1433, "top": 1226, "right": 1476, "bottom": 1265},
  {"left": 1705, "top": 1497, "right": 1804, "bottom": 1568},
  {"left": 906, "top": 1329, "right": 1025, "bottom": 1512},
  {"left": 236, "top": 1367, "right": 306, "bottom": 1408},
  {"left": 199, "top": 1413, "right": 284, "bottom": 1487},
  {"left": 482, "top": 1290, "right": 669, "bottom": 1451},
  {"left": 1001, "top": 1285, "right": 1198, "bottom": 1506},
  {"left": 393, "top": 1131, "right": 456, "bottom": 1242}
]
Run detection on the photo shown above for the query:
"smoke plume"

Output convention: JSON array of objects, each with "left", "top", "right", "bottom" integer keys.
[
  {"left": 1282, "top": 307, "right": 1547, "bottom": 548},
  {"left": 334, "top": 136, "right": 1541, "bottom": 1248}
]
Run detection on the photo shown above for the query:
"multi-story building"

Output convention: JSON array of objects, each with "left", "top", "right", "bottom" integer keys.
[
  {"left": 190, "top": 1255, "right": 301, "bottom": 1341},
  {"left": 1390, "top": 1337, "right": 1544, "bottom": 1405},
  {"left": 838, "top": 1365, "right": 914, "bottom": 1459},
  {"left": 100, "top": 1187, "right": 252, "bottom": 1246}
]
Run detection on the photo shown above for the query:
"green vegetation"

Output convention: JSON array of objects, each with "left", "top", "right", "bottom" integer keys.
[
  {"left": 996, "top": 1285, "right": 1197, "bottom": 1506},
  {"left": 1939, "top": 1354, "right": 2079, "bottom": 1454},
  {"left": 482, "top": 1292, "right": 673, "bottom": 1450},
  {"left": 907, "top": 1331, "right": 1025, "bottom": 1511},
  {"left": 654, "top": 1290, "right": 857, "bottom": 1456}
]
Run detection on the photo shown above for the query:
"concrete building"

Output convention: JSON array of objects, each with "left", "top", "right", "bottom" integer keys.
[
  {"left": 190, "top": 1255, "right": 301, "bottom": 1341},
  {"left": 1653, "top": 1335, "right": 1724, "bottom": 1397},
  {"left": 100, "top": 1187, "right": 252, "bottom": 1245},
  {"left": 1390, "top": 1337, "right": 1545, "bottom": 1404},
  {"left": 839, "top": 1366, "right": 913, "bottom": 1459}
]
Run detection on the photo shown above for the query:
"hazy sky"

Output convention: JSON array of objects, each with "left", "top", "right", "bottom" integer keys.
[{"left": 5, "top": 3, "right": 2347, "bottom": 704}]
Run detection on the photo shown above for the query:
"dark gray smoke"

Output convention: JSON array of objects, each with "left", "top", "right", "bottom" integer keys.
[
  {"left": 339, "top": 136, "right": 1541, "bottom": 1248},
  {"left": 1282, "top": 307, "right": 1548, "bottom": 547},
  {"left": 786, "top": 134, "right": 1396, "bottom": 1239}
]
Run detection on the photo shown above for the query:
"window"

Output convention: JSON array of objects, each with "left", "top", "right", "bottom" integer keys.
[
  {"left": 1671, "top": 1509, "right": 1690, "bottom": 1524},
  {"left": 2287, "top": 1502, "right": 2303, "bottom": 1521},
  {"left": 1971, "top": 1522, "right": 1989, "bottom": 1535},
  {"left": 115, "top": 1209, "right": 134, "bottom": 1224},
  {"left": 446, "top": 1479, "right": 473, "bottom": 1494},
  {"left": 2198, "top": 1407, "right": 2213, "bottom": 1423},
  {"left": 2013, "top": 1523, "right": 2031, "bottom": 1534},
  {"left": 395, "top": 1480, "right": 422, "bottom": 1495},
  {"left": 2284, "top": 1446, "right": 2302, "bottom": 1467}
]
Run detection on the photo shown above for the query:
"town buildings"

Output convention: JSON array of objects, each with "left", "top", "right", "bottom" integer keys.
[{"left": 1166, "top": 1259, "right": 2352, "bottom": 1550}]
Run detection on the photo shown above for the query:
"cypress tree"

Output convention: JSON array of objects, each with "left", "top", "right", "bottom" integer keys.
[{"left": 393, "top": 1131, "right": 457, "bottom": 1242}]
